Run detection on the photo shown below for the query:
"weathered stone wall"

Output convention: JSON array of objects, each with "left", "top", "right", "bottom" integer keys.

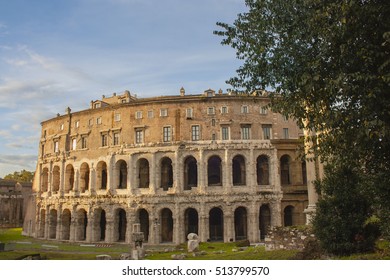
[{"left": 264, "top": 226, "right": 314, "bottom": 251}]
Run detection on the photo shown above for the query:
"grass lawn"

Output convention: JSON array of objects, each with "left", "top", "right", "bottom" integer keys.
[{"left": 1, "top": 228, "right": 389, "bottom": 260}]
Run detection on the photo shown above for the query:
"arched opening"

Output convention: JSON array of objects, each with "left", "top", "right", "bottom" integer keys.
[
  {"left": 80, "top": 163, "right": 90, "bottom": 193},
  {"left": 161, "top": 208, "right": 173, "bottom": 243},
  {"left": 61, "top": 209, "right": 71, "bottom": 240},
  {"left": 259, "top": 205, "right": 271, "bottom": 239},
  {"left": 99, "top": 210, "right": 106, "bottom": 241},
  {"left": 284, "top": 206, "right": 294, "bottom": 226},
  {"left": 97, "top": 161, "right": 107, "bottom": 190},
  {"left": 64, "top": 164, "right": 74, "bottom": 193},
  {"left": 75, "top": 209, "right": 88, "bottom": 241},
  {"left": 184, "top": 208, "right": 198, "bottom": 238},
  {"left": 302, "top": 161, "right": 307, "bottom": 185},
  {"left": 184, "top": 156, "right": 197, "bottom": 190},
  {"left": 209, "top": 207, "right": 224, "bottom": 241},
  {"left": 234, "top": 207, "right": 247, "bottom": 240},
  {"left": 116, "top": 160, "right": 128, "bottom": 189},
  {"left": 52, "top": 166, "right": 60, "bottom": 192},
  {"left": 116, "top": 208, "right": 127, "bottom": 242},
  {"left": 49, "top": 209, "right": 57, "bottom": 239},
  {"left": 232, "top": 155, "right": 246, "bottom": 186},
  {"left": 138, "top": 209, "right": 149, "bottom": 242},
  {"left": 41, "top": 168, "right": 48, "bottom": 192},
  {"left": 160, "top": 157, "right": 173, "bottom": 190},
  {"left": 39, "top": 209, "right": 46, "bottom": 238},
  {"left": 138, "top": 158, "right": 149, "bottom": 188},
  {"left": 208, "top": 156, "right": 222, "bottom": 186},
  {"left": 257, "top": 155, "right": 269, "bottom": 185},
  {"left": 280, "top": 155, "right": 291, "bottom": 185}
]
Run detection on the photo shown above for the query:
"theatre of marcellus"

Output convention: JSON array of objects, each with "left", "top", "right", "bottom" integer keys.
[{"left": 23, "top": 89, "right": 319, "bottom": 245}]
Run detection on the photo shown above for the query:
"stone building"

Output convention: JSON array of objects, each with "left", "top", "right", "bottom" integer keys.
[
  {"left": 24, "top": 89, "right": 309, "bottom": 244},
  {"left": 0, "top": 179, "right": 32, "bottom": 228}
]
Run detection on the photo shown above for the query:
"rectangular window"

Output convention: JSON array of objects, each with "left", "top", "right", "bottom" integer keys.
[
  {"left": 94, "top": 103, "right": 101, "bottom": 109},
  {"left": 96, "top": 117, "right": 102, "bottom": 125},
  {"left": 221, "top": 126, "right": 230, "bottom": 140},
  {"left": 135, "top": 129, "right": 144, "bottom": 144},
  {"left": 135, "top": 111, "right": 143, "bottom": 119},
  {"left": 241, "top": 125, "right": 251, "bottom": 140},
  {"left": 207, "top": 107, "right": 215, "bottom": 115},
  {"left": 186, "top": 108, "right": 193, "bottom": 119},
  {"left": 221, "top": 106, "right": 228, "bottom": 114},
  {"left": 191, "top": 125, "right": 200, "bottom": 141},
  {"left": 260, "top": 107, "right": 268, "bottom": 115},
  {"left": 241, "top": 105, "right": 249, "bottom": 114},
  {"left": 212, "top": 133, "right": 216, "bottom": 141},
  {"left": 114, "top": 113, "right": 121, "bottom": 122},
  {"left": 160, "top": 108, "right": 168, "bottom": 117},
  {"left": 88, "top": 119, "right": 93, "bottom": 126},
  {"left": 54, "top": 141, "right": 59, "bottom": 153},
  {"left": 147, "top": 110, "right": 154, "bottom": 118},
  {"left": 262, "top": 125, "right": 272, "bottom": 140},
  {"left": 75, "top": 121, "right": 79, "bottom": 128},
  {"left": 60, "top": 124, "right": 64, "bottom": 131},
  {"left": 113, "top": 132, "right": 120, "bottom": 145},
  {"left": 283, "top": 128, "right": 289, "bottom": 139},
  {"left": 101, "top": 134, "right": 108, "bottom": 147},
  {"left": 72, "top": 138, "right": 77, "bottom": 150},
  {"left": 283, "top": 115, "right": 289, "bottom": 121},
  {"left": 81, "top": 136, "right": 87, "bottom": 149},
  {"left": 163, "top": 126, "right": 171, "bottom": 142}
]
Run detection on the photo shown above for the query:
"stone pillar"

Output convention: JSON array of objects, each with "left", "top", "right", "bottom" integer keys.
[
  {"left": 86, "top": 209, "right": 94, "bottom": 243},
  {"left": 304, "top": 157, "right": 319, "bottom": 224},
  {"left": 249, "top": 148, "right": 256, "bottom": 191},
  {"left": 56, "top": 206, "right": 62, "bottom": 240},
  {"left": 249, "top": 202, "right": 259, "bottom": 243},
  {"left": 126, "top": 209, "right": 136, "bottom": 244},
  {"left": 270, "top": 200, "right": 282, "bottom": 227},
  {"left": 74, "top": 169, "right": 80, "bottom": 196},
  {"left": 224, "top": 207, "right": 233, "bottom": 242},
  {"left": 44, "top": 205, "right": 50, "bottom": 239},
  {"left": 173, "top": 204, "right": 180, "bottom": 245},
  {"left": 60, "top": 159, "right": 65, "bottom": 197},
  {"left": 89, "top": 166, "right": 96, "bottom": 195},
  {"left": 48, "top": 161, "right": 53, "bottom": 195},
  {"left": 129, "top": 154, "right": 137, "bottom": 195},
  {"left": 149, "top": 153, "right": 157, "bottom": 194},
  {"left": 108, "top": 154, "right": 114, "bottom": 194},
  {"left": 173, "top": 150, "right": 180, "bottom": 193},
  {"left": 272, "top": 149, "right": 281, "bottom": 192},
  {"left": 199, "top": 203, "right": 208, "bottom": 242},
  {"left": 105, "top": 211, "right": 114, "bottom": 243},
  {"left": 69, "top": 207, "right": 76, "bottom": 242},
  {"left": 224, "top": 149, "right": 232, "bottom": 192},
  {"left": 149, "top": 209, "right": 159, "bottom": 245},
  {"left": 198, "top": 149, "right": 206, "bottom": 193}
]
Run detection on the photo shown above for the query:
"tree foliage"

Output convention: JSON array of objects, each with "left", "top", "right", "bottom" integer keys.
[
  {"left": 215, "top": 0, "right": 390, "bottom": 254},
  {"left": 3, "top": 169, "right": 34, "bottom": 183}
]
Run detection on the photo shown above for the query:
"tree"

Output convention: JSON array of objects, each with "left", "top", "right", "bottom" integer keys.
[
  {"left": 215, "top": 0, "right": 390, "bottom": 254},
  {"left": 3, "top": 169, "right": 35, "bottom": 183}
]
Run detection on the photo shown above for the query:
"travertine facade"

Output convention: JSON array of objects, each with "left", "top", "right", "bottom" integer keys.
[{"left": 24, "top": 89, "right": 308, "bottom": 244}]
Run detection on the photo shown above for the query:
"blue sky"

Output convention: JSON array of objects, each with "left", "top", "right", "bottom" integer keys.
[{"left": 0, "top": 0, "right": 247, "bottom": 178}]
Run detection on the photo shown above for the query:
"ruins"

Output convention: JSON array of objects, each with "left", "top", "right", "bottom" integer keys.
[{"left": 23, "top": 89, "right": 313, "bottom": 245}]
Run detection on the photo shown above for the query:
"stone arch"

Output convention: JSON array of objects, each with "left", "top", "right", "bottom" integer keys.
[
  {"left": 232, "top": 155, "right": 246, "bottom": 186},
  {"left": 41, "top": 167, "right": 49, "bottom": 192},
  {"left": 257, "top": 155, "right": 269, "bottom": 185},
  {"left": 49, "top": 209, "right": 57, "bottom": 239},
  {"left": 280, "top": 155, "right": 291, "bottom": 185},
  {"left": 284, "top": 205, "right": 294, "bottom": 227},
  {"left": 208, "top": 155, "right": 222, "bottom": 186},
  {"left": 116, "top": 160, "right": 128, "bottom": 189},
  {"left": 61, "top": 209, "right": 71, "bottom": 240},
  {"left": 75, "top": 209, "right": 88, "bottom": 241},
  {"left": 137, "top": 209, "right": 149, "bottom": 242},
  {"left": 184, "top": 156, "right": 197, "bottom": 190},
  {"left": 184, "top": 208, "right": 198, "bottom": 238},
  {"left": 160, "top": 157, "right": 173, "bottom": 190},
  {"left": 114, "top": 208, "right": 127, "bottom": 242},
  {"left": 137, "top": 158, "right": 149, "bottom": 188},
  {"left": 64, "top": 164, "right": 75, "bottom": 193},
  {"left": 92, "top": 208, "right": 106, "bottom": 242},
  {"left": 209, "top": 207, "right": 224, "bottom": 241},
  {"left": 52, "top": 166, "right": 60, "bottom": 192},
  {"left": 96, "top": 161, "right": 108, "bottom": 190},
  {"left": 79, "top": 162, "right": 90, "bottom": 193},
  {"left": 234, "top": 206, "right": 248, "bottom": 240},
  {"left": 160, "top": 208, "right": 173, "bottom": 243},
  {"left": 259, "top": 204, "right": 271, "bottom": 239}
]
